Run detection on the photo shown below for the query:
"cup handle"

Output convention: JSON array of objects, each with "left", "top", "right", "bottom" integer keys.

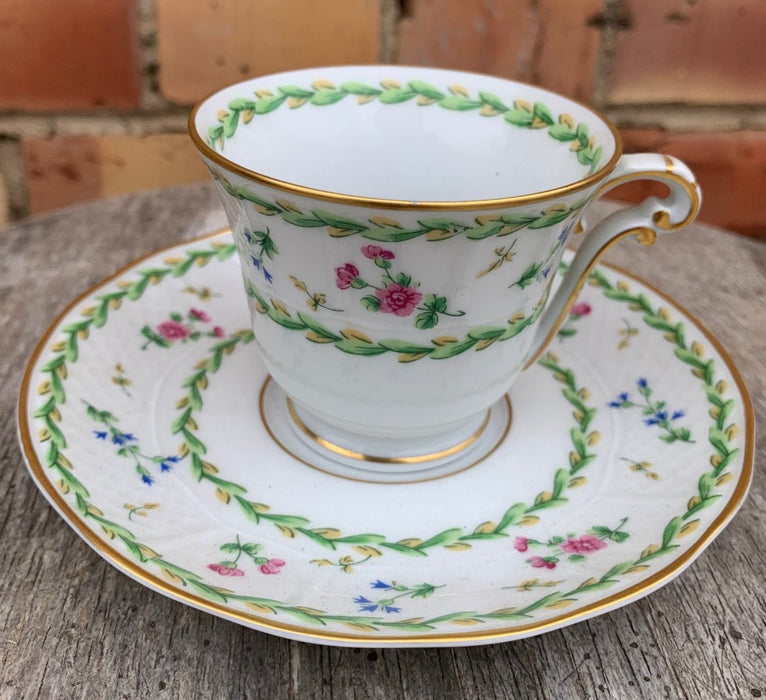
[{"left": 524, "top": 153, "right": 701, "bottom": 369}]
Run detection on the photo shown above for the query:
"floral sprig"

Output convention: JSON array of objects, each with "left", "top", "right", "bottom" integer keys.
[
  {"left": 508, "top": 220, "right": 574, "bottom": 289},
  {"left": 608, "top": 377, "right": 693, "bottom": 443},
  {"left": 511, "top": 577, "right": 565, "bottom": 592},
  {"left": 335, "top": 245, "right": 465, "bottom": 329},
  {"left": 243, "top": 228, "right": 278, "bottom": 284},
  {"left": 617, "top": 318, "right": 638, "bottom": 350},
  {"left": 289, "top": 275, "right": 342, "bottom": 312},
  {"left": 353, "top": 580, "right": 442, "bottom": 614},
  {"left": 87, "top": 402, "right": 181, "bottom": 485},
  {"left": 476, "top": 241, "right": 517, "bottom": 278},
  {"left": 245, "top": 278, "right": 544, "bottom": 363},
  {"left": 184, "top": 285, "right": 219, "bottom": 301},
  {"left": 311, "top": 543, "right": 385, "bottom": 573},
  {"left": 111, "top": 363, "right": 132, "bottom": 396},
  {"left": 513, "top": 518, "right": 629, "bottom": 570},
  {"left": 621, "top": 458, "right": 659, "bottom": 480},
  {"left": 208, "top": 535, "right": 285, "bottom": 577},
  {"left": 141, "top": 308, "right": 225, "bottom": 350},
  {"left": 124, "top": 502, "right": 160, "bottom": 521}
]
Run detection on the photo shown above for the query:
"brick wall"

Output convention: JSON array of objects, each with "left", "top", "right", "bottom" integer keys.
[{"left": 1, "top": 0, "right": 764, "bottom": 236}]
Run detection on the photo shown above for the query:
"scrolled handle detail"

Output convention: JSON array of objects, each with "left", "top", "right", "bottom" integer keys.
[{"left": 524, "top": 153, "right": 701, "bottom": 368}]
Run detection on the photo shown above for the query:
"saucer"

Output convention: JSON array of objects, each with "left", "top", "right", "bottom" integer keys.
[{"left": 18, "top": 231, "right": 753, "bottom": 648}]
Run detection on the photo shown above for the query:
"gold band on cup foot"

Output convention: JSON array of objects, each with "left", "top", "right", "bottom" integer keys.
[
  {"left": 286, "top": 397, "right": 491, "bottom": 465},
  {"left": 259, "top": 377, "right": 513, "bottom": 484}
]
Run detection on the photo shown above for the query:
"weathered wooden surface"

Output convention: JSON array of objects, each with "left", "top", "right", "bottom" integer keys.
[{"left": 1, "top": 185, "right": 764, "bottom": 700}]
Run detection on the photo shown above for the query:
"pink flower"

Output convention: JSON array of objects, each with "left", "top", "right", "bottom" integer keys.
[
  {"left": 208, "top": 563, "right": 244, "bottom": 577},
  {"left": 561, "top": 534, "right": 607, "bottom": 555},
  {"left": 259, "top": 558, "right": 286, "bottom": 575},
  {"left": 335, "top": 263, "right": 360, "bottom": 289},
  {"left": 212, "top": 326, "right": 225, "bottom": 338},
  {"left": 513, "top": 536, "right": 529, "bottom": 553},
  {"left": 570, "top": 302, "right": 592, "bottom": 317},
  {"left": 190, "top": 308, "right": 211, "bottom": 322},
  {"left": 528, "top": 556, "right": 557, "bottom": 570},
  {"left": 375, "top": 283, "right": 423, "bottom": 317},
  {"left": 361, "top": 245, "right": 395, "bottom": 260},
  {"left": 157, "top": 320, "right": 191, "bottom": 341}
]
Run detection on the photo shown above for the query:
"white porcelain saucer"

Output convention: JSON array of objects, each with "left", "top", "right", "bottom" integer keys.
[{"left": 17, "top": 231, "right": 754, "bottom": 647}]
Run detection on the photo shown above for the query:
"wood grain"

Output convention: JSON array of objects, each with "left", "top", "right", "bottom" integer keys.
[{"left": 1, "top": 186, "right": 764, "bottom": 700}]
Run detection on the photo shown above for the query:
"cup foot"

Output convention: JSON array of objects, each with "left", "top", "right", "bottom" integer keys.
[{"left": 259, "top": 377, "right": 512, "bottom": 484}]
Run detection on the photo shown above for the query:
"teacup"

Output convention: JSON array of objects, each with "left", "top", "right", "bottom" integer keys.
[{"left": 189, "top": 66, "right": 699, "bottom": 474}]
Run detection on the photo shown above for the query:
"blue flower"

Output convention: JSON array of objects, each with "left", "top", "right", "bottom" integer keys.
[
  {"left": 608, "top": 392, "right": 630, "bottom": 408},
  {"left": 371, "top": 580, "right": 393, "bottom": 589},
  {"left": 354, "top": 590, "right": 402, "bottom": 614},
  {"left": 655, "top": 410, "right": 668, "bottom": 422},
  {"left": 637, "top": 378, "right": 648, "bottom": 389},
  {"left": 542, "top": 266, "right": 551, "bottom": 279},
  {"left": 244, "top": 230, "right": 253, "bottom": 244},
  {"left": 671, "top": 410, "right": 685, "bottom": 420},
  {"left": 112, "top": 431, "right": 137, "bottom": 445},
  {"left": 251, "top": 255, "right": 261, "bottom": 270},
  {"left": 160, "top": 455, "right": 181, "bottom": 471},
  {"left": 263, "top": 268, "right": 273, "bottom": 284},
  {"left": 354, "top": 595, "right": 381, "bottom": 613},
  {"left": 93, "top": 430, "right": 107, "bottom": 440},
  {"left": 141, "top": 474, "right": 155, "bottom": 485},
  {"left": 558, "top": 219, "right": 576, "bottom": 242},
  {"left": 354, "top": 597, "right": 377, "bottom": 611},
  {"left": 644, "top": 417, "right": 659, "bottom": 426}
]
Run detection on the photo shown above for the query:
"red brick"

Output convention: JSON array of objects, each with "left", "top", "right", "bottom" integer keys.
[
  {"left": 157, "top": 0, "right": 382, "bottom": 105},
  {"left": 0, "top": 0, "right": 141, "bottom": 110},
  {"left": 22, "top": 137, "right": 102, "bottom": 215},
  {"left": 607, "top": 130, "right": 766, "bottom": 237},
  {"left": 98, "top": 134, "right": 209, "bottom": 196},
  {"left": 22, "top": 134, "right": 212, "bottom": 216},
  {"left": 397, "top": 0, "right": 602, "bottom": 101},
  {"left": 609, "top": 0, "right": 766, "bottom": 104}
]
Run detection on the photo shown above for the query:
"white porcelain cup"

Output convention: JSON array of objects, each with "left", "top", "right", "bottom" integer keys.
[{"left": 190, "top": 65, "right": 700, "bottom": 468}]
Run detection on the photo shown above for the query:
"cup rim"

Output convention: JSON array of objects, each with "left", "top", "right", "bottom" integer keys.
[{"left": 188, "top": 65, "right": 624, "bottom": 211}]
